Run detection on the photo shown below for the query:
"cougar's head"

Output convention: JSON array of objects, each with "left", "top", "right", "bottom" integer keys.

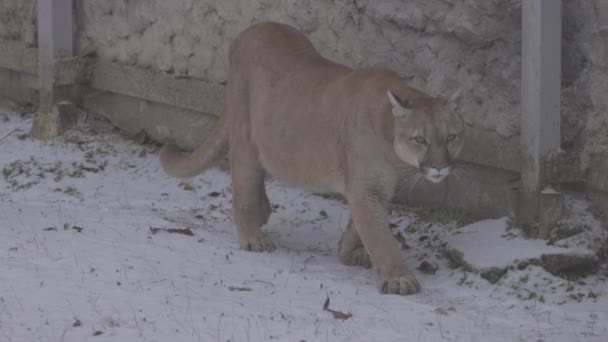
[{"left": 388, "top": 90, "right": 464, "bottom": 184}]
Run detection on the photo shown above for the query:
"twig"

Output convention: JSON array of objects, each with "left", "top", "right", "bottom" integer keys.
[
  {"left": 228, "top": 286, "right": 252, "bottom": 292},
  {"left": 149, "top": 227, "right": 195, "bottom": 236},
  {"left": 0, "top": 128, "right": 22, "bottom": 145},
  {"left": 244, "top": 279, "right": 275, "bottom": 287}
]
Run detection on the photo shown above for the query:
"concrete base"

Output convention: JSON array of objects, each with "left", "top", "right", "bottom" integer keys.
[
  {"left": 30, "top": 101, "right": 82, "bottom": 139},
  {"left": 539, "top": 189, "right": 564, "bottom": 239}
]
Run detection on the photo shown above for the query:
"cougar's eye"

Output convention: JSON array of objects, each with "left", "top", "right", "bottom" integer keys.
[
  {"left": 412, "top": 136, "right": 427, "bottom": 145},
  {"left": 447, "top": 134, "right": 457, "bottom": 142}
]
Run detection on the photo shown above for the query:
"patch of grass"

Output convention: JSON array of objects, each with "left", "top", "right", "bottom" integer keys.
[
  {"left": 421, "top": 207, "right": 475, "bottom": 227},
  {"left": 315, "top": 193, "right": 346, "bottom": 203},
  {"left": 565, "top": 282, "right": 575, "bottom": 292},
  {"left": 404, "top": 222, "right": 426, "bottom": 234},
  {"left": 519, "top": 274, "right": 529, "bottom": 284},
  {"left": 569, "top": 293, "right": 585, "bottom": 302},
  {"left": 480, "top": 267, "right": 508, "bottom": 284},
  {"left": 179, "top": 181, "right": 195, "bottom": 192},
  {"left": 548, "top": 223, "right": 589, "bottom": 245},
  {"left": 54, "top": 186, "right": 82, "bottom": 198},
  {"left": 2, "top": 155, "right": 107, "bottom": 191},
  {"left": 443, "top": 247, "right": 473, "bottom": 272},
  {"left": 458, "top": 276, "right": 474, "bottom": 287},
  {"left": 394, "top": 205, "right": 475, "bottom": 228},
  {"left": 319, "top": 210, "right": 328, "bottom": 219},
  {"left": 271, "top": 204, "right": 284, "bottom": 213},
  {"left": 507, "top": 216, "right": 538, "bottom": 238},
  {"left": 2, "top": 157, "right": 43, "bottom": 190}
]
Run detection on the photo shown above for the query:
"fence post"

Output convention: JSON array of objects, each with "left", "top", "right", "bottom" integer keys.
[
  {"left": 520, "top": 0, "right": 563, "bottom": 237},
  {"left": 30, "top": 0, "right": 79, "bottom": 139}
]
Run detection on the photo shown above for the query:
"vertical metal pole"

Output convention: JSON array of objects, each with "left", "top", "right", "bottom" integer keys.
[
  {"left": 31, "top": 0, "right": 74, "bottom": 139},
  {"left": 37, "top": 0, "right": 73, "bottom": 111},
  {"left": 520, "top": 0, "right": 562, "bottom": 234}
]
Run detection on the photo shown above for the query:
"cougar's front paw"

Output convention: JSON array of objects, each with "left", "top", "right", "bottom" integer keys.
[
  {"left": 378, "top": 269, "right": 420, "bottom": 295},
  {"left": 239, "top": 232, "right": 276, "bottom": 252}
]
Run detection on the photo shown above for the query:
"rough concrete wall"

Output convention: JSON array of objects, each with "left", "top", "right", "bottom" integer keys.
[
  {"left": 562, "top": 1, "right": 608, "bottom": 155},
  {"left": 0, "top": 0, "right": 37, "bottom": 45},
  {"left": 75, "top": 0, "right": 607, "bottom": 154}
]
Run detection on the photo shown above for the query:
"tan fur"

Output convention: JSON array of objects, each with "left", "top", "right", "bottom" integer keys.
[{"left": 159, "top": 22, "right": 464, "bottom": 295}]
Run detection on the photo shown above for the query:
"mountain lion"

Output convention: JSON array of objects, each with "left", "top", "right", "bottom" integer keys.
[{"left": 160, "top": 22, "right": 464, "bottom": 295}]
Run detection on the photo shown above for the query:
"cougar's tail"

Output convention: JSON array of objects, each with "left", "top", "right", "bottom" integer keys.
[{"left": 159, "top": 113, "right": 228, "bottom": 178}]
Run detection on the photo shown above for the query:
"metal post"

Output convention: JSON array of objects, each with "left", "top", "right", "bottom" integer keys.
[
  {"left": 31, "top": 0, "right": 76, "bottom": 139},
  {"left": 520, "top": 0, "right": 562, "bottom": 236}
]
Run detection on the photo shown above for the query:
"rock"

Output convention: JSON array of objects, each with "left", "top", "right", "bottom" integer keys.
[
  {"left": 445, "top": 218, "right": 598, "bottom": 283},
  {"left": 540, "top": 254, "right": 598, "bottom": 278},
  {"left": 479, "top": 267, "right": 508, "bottom": 284},
  {"left": 417, "top": 261, "right": 439, "bottom": 275}
]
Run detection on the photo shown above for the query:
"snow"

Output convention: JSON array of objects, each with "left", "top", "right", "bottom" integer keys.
[
  {"left": 541, "top": 186, "right": 560, "bottom": 195},
  {"left": 447, "top": 218, "right": 595, "bottom": 270},
  {"left": 1, "top": 111, "right": 608, "bottom": 342}
]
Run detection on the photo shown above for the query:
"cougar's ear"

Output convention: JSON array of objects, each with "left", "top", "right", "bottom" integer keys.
[{"left": 387, "top": 90, "right": 412, "bottom": 119}]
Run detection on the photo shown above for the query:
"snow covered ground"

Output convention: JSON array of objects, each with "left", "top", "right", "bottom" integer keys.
[{"left": 1, "top": 110, "right": 607, "bottom": 342}]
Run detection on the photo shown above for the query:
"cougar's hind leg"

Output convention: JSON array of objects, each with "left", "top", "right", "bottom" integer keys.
[
  {"left": 229, "top": 139, "right": 275, "bottom": 252},
  {"left": 224, "top": 56, "right": 273, "bottom": 250}
]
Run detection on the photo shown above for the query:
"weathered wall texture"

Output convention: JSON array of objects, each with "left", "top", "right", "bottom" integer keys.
[
  {"left": 562, "top": 1, "right": 608, "bottom": 154},
  {"left": 75, "top": 0, "right": 608, "bottom": 156},
  {"left": 0, "top": 0, "right": 37, "bottom": 45},
  {"left": 0, "top": 0, "right": 38, "bottom": 105}
]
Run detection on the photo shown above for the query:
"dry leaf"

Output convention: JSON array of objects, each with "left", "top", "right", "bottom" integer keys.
[{"left": 323, "top": 297, "right": 352, "bottom": 320}]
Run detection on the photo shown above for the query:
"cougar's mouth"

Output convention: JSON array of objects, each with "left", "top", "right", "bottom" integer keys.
[{"left": 422, "top": 166, "right": 451, "bottom": 184}]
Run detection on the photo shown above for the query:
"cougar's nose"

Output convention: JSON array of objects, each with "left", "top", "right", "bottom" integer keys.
[{"left": 431, "top": 163, "right": 449, "bottom": 170}]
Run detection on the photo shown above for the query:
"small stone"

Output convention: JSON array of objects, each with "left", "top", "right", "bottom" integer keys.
[
  {"left": 417, "top": 260, "right": 439, "bottom": 275},
  {"left": 540, "top": 253, "right": 598, "bottom": 278}
]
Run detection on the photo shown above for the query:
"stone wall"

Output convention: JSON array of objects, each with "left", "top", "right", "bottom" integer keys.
[
  {"left": 562, "top": 1, "right": 608, "bottom": 154},
  {"left": 0, "top": 0, "right": 38, "bottom": 105},
  {"left": 76, "top": 0, "right": 521, "bottom": 137},
  {"left": 0, "top": 0, "right": 37, "bottom": 45},
  {"left": 1, "top": 0, "right": 606, "bottom": 158},
  {"left": 74, "top": 0, "right": 608, "bottom": 156}
]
